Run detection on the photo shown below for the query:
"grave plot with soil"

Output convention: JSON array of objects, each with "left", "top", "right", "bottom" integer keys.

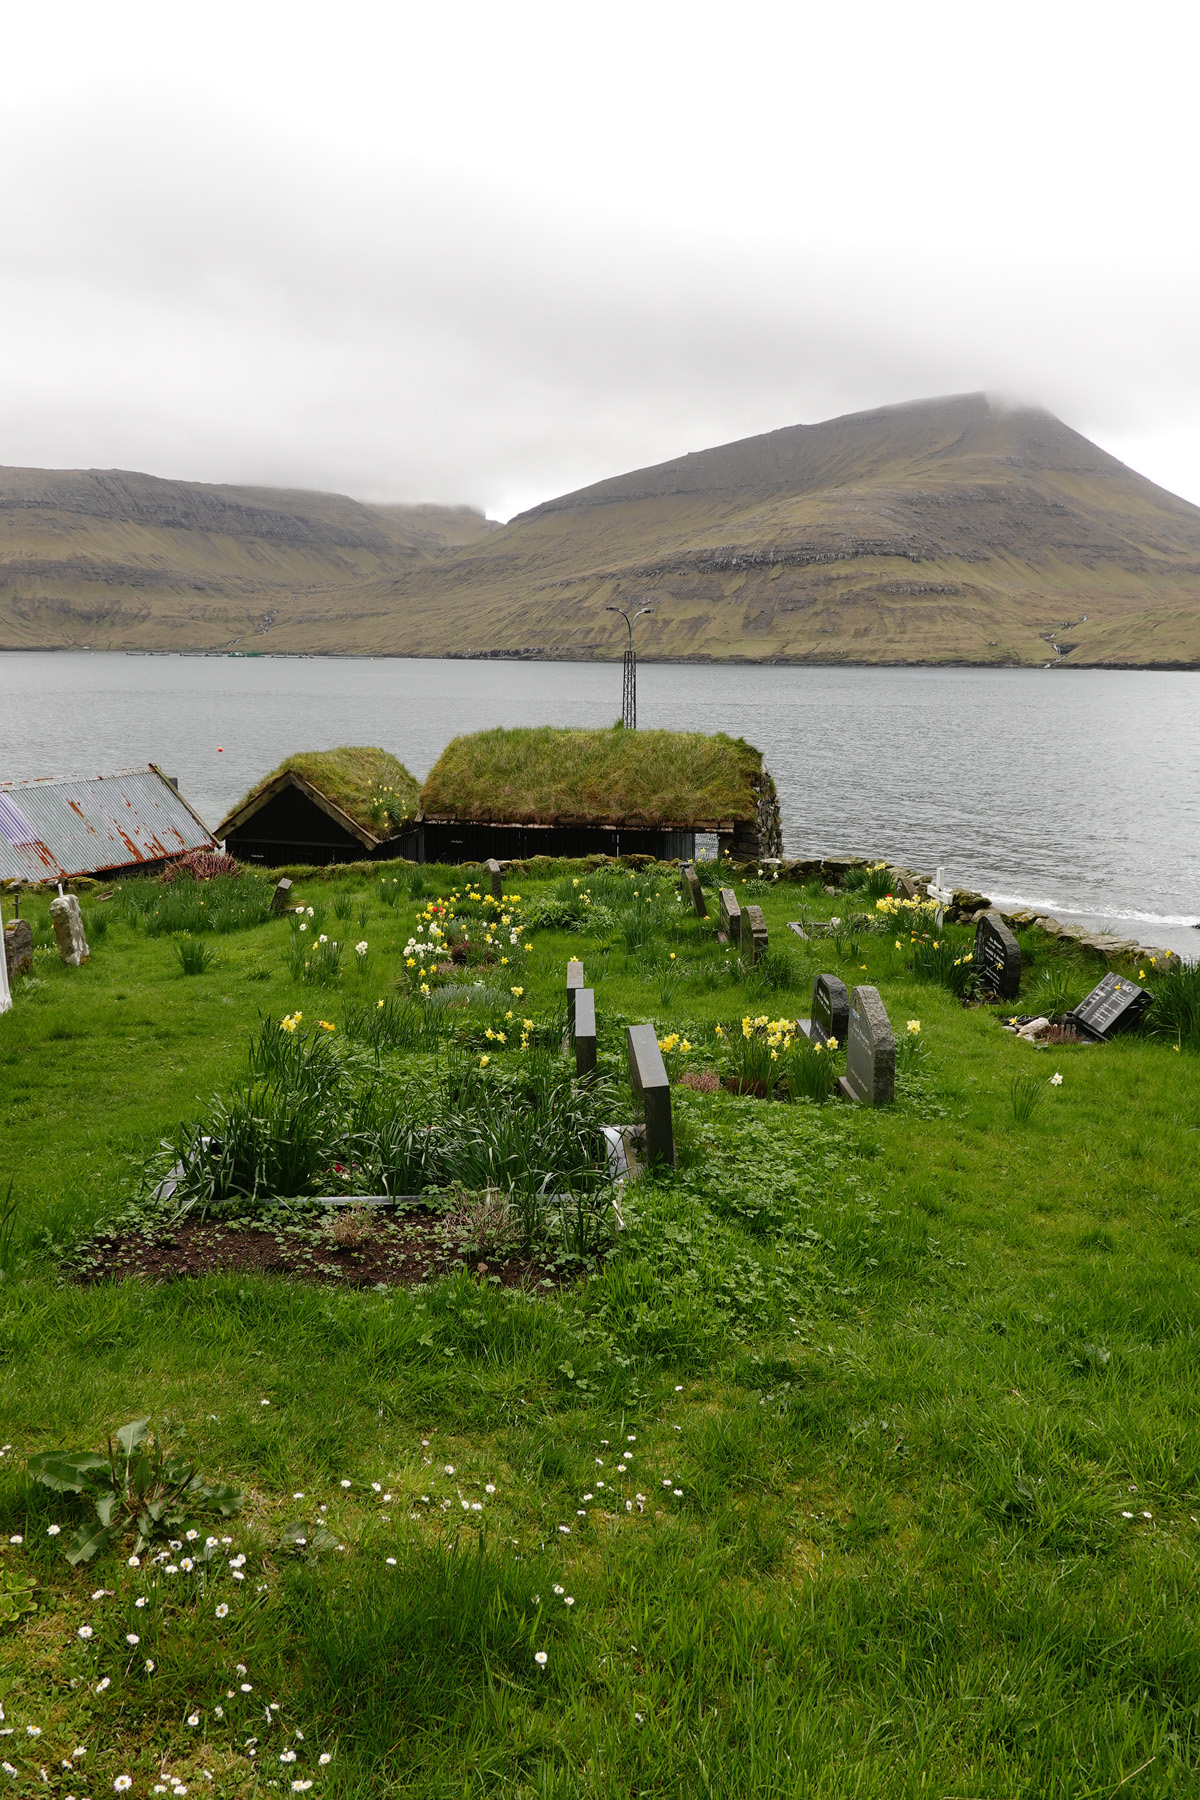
[{"left": 71, "top": 1203, "right": 571, "bottom": 1291}]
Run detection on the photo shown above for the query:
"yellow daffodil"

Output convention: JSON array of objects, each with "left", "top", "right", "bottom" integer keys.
[{"left": 479, "top": 1054, "right": 490, "bottom": 1067}]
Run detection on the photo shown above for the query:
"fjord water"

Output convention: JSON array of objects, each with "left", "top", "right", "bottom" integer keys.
[{"left": 2, "top": 654, "right": 1198, "bottom": 958}]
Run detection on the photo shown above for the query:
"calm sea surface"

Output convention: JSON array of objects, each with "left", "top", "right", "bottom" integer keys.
[{"left": 2, "top": 654, "right": 1198, "bottom": 958}]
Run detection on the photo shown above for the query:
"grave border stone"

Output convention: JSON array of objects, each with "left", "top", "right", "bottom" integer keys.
[
  {"left": 626, "top": 1022, "right": 675, "bottom": 1167},
  {"left": 799, "top": 972, "right": 849, "bottom": 1048},
  {"left": 566, "top": 959, "right": 585, "bottom": 1036},
  {"left": 740, "top": 903, "right": 768, "bottom": 966},
  {"left": 1068, "top": 971, "right": 1154, "bottom": 1041},
  {"left": 974, "top": 909, "right": 1022, "bottom": 1001},
  {"left": 486, "top": 858, "right": 504, "bottom": 903},
  {"left": 270, "top": 877, "right": 294, "bottom": 915},
  {"left": 680, "top": 863, "right": 708, "bottom": 919},
  {"left": 837, "top": 984, "right": 895, "bottom": 1107},
  {"left": 574, "top": 986, "right": 597, "bottom": 1078}
]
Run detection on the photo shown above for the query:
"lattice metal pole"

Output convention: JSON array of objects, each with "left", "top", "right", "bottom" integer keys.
[{"left": 608, "top": 603, "right": 652, "bottom": 730}]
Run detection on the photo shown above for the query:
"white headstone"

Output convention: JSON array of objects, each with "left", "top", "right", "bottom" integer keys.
[
  {"left": 50, "top": 893, "right": 90, "bottom": 967},
  {"left": 0, "top": 900, "right": 11, "bottom": 1015}
]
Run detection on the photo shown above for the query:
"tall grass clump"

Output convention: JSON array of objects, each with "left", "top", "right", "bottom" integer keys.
[
  {"left": 780, "top": 1032, "right": 841, "bottom": 1102},
  {"left": 173, "top": 934, "right": 215, "bottom": 976},
  {"left": 910, "top": 930, "right": 978, "bottom": 998},
  {"left": 122, "top": 873, "right": 273, "bottom": 937},
  {"left": 1149, "top": 957, "right": 1200, "bottom": 1050}
]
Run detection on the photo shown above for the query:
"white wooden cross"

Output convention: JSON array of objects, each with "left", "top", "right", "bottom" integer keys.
[{"left": 927, "top": 865, "right": 955, "bottom": 930}]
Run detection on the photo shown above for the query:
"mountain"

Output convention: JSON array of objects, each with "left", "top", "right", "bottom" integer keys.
[
  {"left": 0, "top": 466, "right": 495, "bottom": 650},
  {"left": 3, "top": 396, "right": 1199, "bottom": 663}
]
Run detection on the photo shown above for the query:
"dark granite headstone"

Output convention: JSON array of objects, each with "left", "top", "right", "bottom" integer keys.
[
  {"left": 4, "top": 917, "right": 33, "bottom": 981},
  {"left": 800, "top": 972, "right": 849, "bottom": 1047},
  {"left": 680, "top": 864, "right": 708, "bottom": 919},
  {"left": 719, "top": 886, "right": 741, "bottom": 942},
  {"left": 566, "top": 959, "right": 585, "bottom": 1035},
  {"left": 974, "top": 910, "right": 1021, "bottom": 1001},
  {"left": 626, "top": 1023, "right": 675, "bottom": 1166},
  {"left": 837, "top": 985, "right": 895, "bottom": 1106},
  {"left": 574, "top": 987, "right": 597, "bottom": 1078},
  {"left": 740, "top": 904, "right": 768, "bottom": 966},
  {"left": 270, "top": 877, "right": 293, "bottom": 915},
  {"left": 486, "top": 858, "right": 504, "bottom": 903},
  {"left": 1068, "top": 972, "right": 1153, "bottom": 1041}
]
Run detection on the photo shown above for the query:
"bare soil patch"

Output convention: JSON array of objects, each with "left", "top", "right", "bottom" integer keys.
[{"left": 73, "top": 1209, "right": 567, "bottom": 1292}]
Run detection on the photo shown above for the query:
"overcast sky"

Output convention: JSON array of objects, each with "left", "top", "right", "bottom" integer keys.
[{"left": 2, "top": 0, "right": 1198, "bottom": 520}]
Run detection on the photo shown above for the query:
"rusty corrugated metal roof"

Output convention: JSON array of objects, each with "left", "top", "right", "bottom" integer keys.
[{"left": 0, "top": 766, "right": 216, "bottom": 882}]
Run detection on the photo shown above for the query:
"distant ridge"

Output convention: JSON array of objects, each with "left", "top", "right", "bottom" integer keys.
[{"left": 3, "top": 395, "right": 1199, "bottom": 664}]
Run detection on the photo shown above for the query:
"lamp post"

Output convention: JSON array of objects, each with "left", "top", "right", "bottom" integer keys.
[{"left": 606, "top": 604, "right": 653, "bottom": 729}]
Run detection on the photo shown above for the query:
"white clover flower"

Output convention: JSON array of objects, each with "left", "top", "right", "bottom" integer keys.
[
  {"left": 8, "top": 1535, "right": 22, "bottom": 1545},
  {"left": 47, "top": 1524, "right": 61, "bottom": 1536},
  {"left": 126, "top": 1632, "right": 140, "bottom": 1646},
  {"left": 534, "top": 1650, "right": 548, "bottom": 1666}
]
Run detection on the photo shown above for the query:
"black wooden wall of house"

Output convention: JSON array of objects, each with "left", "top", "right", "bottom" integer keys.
[
  {"left": 224, "top": 787, "right": 366, "bottom": 865},
  {"left": 421, "top": 821, "right": 696, "bottom": 863}
]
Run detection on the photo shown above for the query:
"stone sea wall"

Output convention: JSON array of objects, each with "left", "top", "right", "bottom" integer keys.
[{"left": 747, "top": 854, "right": 1183, "bottom": 971}]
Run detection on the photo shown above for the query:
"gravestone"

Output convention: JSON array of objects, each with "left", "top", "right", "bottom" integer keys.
[
  {"left": 974, "top": 910, "right": 1021, "bottom": 1001},
  {"left": 799, "top": 972, "right": 849, "bottom": 1048},
  {"left": 740, "top": 904, "right": 768, "bottom": 966},
  {"left": 837, "top": 985, "right": 895, "bottom": 1106},
  {"left": 49, "top": 893, "right": 89, "bottom": 967},
  {"left": 486, "top": 858, "right": 504, "bottom": 903},
  {"left": 566, "top": 959, "right": 585, "bottom": 1036},
  {"left": 574, "top": 987, "right": 597, "bottom": 1079},
  {"left": 4, "top": 916, "right": 33, "bottom": 982},
  {"left": 626, "top": 1023, "right": 675, "bottom": 1166},
  {"left": 1068, "top": 971, "right": 1153, "bottom": 1041},
  {"left": 680, "top": 863, "right": 707, "bottom": 919},
  {"left": 718, "top": 886, "right": 741, "bottom": 943},
  {"left": 270, "top": 877, "right": 294, "bottom": 915}
]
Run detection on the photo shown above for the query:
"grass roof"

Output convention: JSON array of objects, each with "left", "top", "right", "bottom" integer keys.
[
  {"left": 419, "top": 726, "right": 764, "bottom": 827},
  {"left": 237, "top": 747, "right": 419, "bottom": 835}
]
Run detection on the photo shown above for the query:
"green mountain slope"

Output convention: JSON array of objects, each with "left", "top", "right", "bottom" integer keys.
[
  {"left": 3, "top": 396, "right": 1199, "bottom": 663},
  {"left": 0, "top": 466, "right": 495, "bottom": 650}
]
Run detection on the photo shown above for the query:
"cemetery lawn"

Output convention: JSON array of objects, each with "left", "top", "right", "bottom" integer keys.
[{"left": 2, "top": 862, "right": 1199, "bottom": 1799}]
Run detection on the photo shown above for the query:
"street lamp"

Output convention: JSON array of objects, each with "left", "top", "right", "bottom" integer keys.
[{"left": 606, "top": 604, "right": 653, "bottom": 729}]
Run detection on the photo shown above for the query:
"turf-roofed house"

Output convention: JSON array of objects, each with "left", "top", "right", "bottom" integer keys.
[
  {"left": 418, "top": 726, "right": 783, "bottom": 864},
  {"left": 217, "top": 748, "right": 421, "bottom": 867}
]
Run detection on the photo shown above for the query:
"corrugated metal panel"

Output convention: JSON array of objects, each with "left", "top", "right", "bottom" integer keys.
[{"left": 0, "top": 767, "right": 216, "bottom": 882}]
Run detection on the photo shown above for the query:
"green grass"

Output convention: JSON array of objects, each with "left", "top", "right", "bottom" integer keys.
[
  {"left": 1, "top": 860, "right": 1199, "bottom": 1796},
  {"left": 224, "top": 746, "right": 420, "bottom": 835},
  {"left": 419, "top": 725, "right": 765, "bottom": 826}
]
